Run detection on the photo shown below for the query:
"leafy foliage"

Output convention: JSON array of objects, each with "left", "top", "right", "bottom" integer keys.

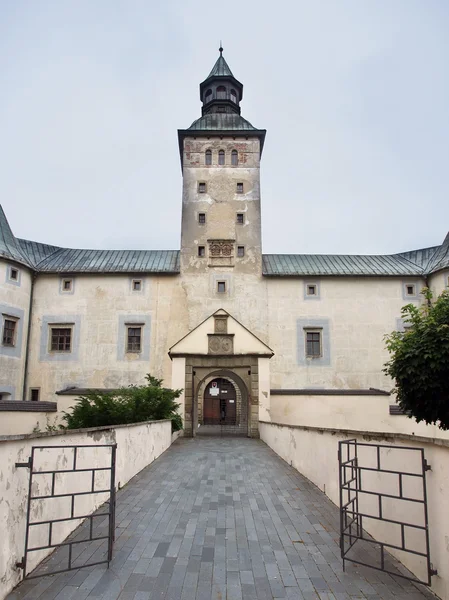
[
  {"left": 63, "top": 374, "right": 183, "bottom": 432},
  {"left": 384, "top": 289, "right": 449, "bottom": 429}
]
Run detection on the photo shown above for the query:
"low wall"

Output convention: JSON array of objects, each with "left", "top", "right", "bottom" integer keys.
[
  {"left": 0, "top": 419, "right": 172, "bottom": 600},
  {"left": 260, "top": 421, "right": 449, "bottom": 600},
  {"left": 0, "top": 402, "right": 59, "bottom": 435},
  {"left": 270, "top": 392, "right": 449, "bottom": 440}
]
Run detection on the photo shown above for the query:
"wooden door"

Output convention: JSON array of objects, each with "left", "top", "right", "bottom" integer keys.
[{"left": 204, "top": 378, "right": 237, "bottom": 425}]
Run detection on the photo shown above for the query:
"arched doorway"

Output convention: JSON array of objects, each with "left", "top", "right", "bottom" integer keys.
[
  {"left": 196, "top": 371, "right": 249, "bottom": 436},
  {"left": 204, "top": 378, "right": 237, "bottom": 426}
]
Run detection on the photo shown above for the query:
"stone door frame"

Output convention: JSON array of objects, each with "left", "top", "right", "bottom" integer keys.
[{"left": 183, "top": 355, "right": 260, "bottom": 438}]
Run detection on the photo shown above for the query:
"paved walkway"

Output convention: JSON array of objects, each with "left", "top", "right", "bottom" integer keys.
[{"left": 9, "top": 438, "right": 433, "bottom": 600}]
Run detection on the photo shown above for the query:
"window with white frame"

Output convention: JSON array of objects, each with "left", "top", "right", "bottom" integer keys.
[
  {"left": 132, "top": 279, "right": 142, "bottom": 291},
  {"left": 62, "top": 278, "right": 73, "bottom": 292},
  {"left": 9, "top": 267, "right": 19, "bottom": 281}
]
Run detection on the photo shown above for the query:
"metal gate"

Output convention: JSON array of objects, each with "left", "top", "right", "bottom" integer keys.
[
  {"left": 16, "top": 443, "right": 117, "bottom": 579},
  {"left": 338, "top": 439, "right": 436, "bottom": 586}
]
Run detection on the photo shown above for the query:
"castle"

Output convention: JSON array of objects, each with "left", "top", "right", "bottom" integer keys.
[{"left": 1, "top": 49, "right": 448, "bottom": 436}]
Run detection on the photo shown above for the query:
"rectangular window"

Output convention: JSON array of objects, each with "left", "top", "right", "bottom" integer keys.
[
  {"left": 2, "top": 318, "right": 17, "bottom": 346},
  {"left": 237, "top": 246, "right": 245, "bottom": 257},
  {"left": 236, "top": 213, "right": 244, "bottom": 224},
  {"left": 217, "top": 281, "right": 226, "bottom": 293},
  {"left": 406, "top": 284, "right": 416, "bottom": 296},
  {"left": 305, "top": 330, "right": 322, "bottom": 358},
  {"left": 132, "top": 279, "right": 142, "bottom": 291},
  {"left": 307, "top": 284, "right": 317, "bottom": 296},
  {"left": 127, "top": 326, "right": 142, "bottom": 353},
  {"left": 198, "top": 213, "right": 206, "bottom": 224},
  {"left": 198, "top": 246, "right": 205, "bottom": 257},
  {"left": 10, "top": 268, "right": 18, "bottom": 281},
  {"left": 62, "top": 278, "right": 73, "bottom": 291},
  {"left": 30, "top": 388, "right": 40, "bottom": 401},
  {"left": 236, "top": 182, "right": 243, "bottom": 194},
  {"left": 50, "top": 327, "right": 72, "bottom": 352},
  {"left": 198, "top": 182, "right": 206, "bottom": 193}
]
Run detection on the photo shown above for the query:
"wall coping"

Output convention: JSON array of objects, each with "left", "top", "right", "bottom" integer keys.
[
  {"left": 270, "top": 388, "right": 390, "bottom": 396},
  {"left": 0, "top": 401, "right": 57, "bottom": 412},
  {"left": 0, "top": 419, "right": 172, "bottom": 443},
  {"left": 259, "top": 420, "right": 449, "bottom": 449}
]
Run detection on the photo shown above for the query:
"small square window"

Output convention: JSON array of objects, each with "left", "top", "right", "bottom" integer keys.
[
  {"left": 237, "top": 246, "right": 245, "bottom": 257},
  {"left": 198, "top": 213, "right": 206, "bottom": 224},
  {"left": 2, "top": 317, "right": 17, "bottom": 347},
  {"left": 236, "top": 183, "right": 244, "bottom": 194},
  {"left": 127, "top": 326, "right": 142, "bottom": 353},
  {"left": 217, "top": 281, "right": 226, "bottom": 293},
  {"left": 307, "top": 284, "right": 317, "bottom": 296},
  {"left": 10, "top": 268, "right": 18, "bottom": 281},
  {"left": 30, "top": 388, "right": 40, "bottom": 402},
  {"left": 198, "top": 246, "right": 205, "bottom": 257},
  {"left": 62, "top": 279, "right": 73, "bottom": 291},
  {"left": 236, "top": 213, "right": 244, "bottom": 224},
  {"left": 305, "top": 330, "right": 322, "bottom": 358},
  {"left": 406, "top": 284, "right": 416, "bottom": 296},
  {"left": 50, "top": 327, "right": 72, "bottom": 352},
  {"left": 198, "top": 182, "right": 206, "bottom": 193},
  {"left": 132, "top": 279, "right": 142, "bottom": 291}
]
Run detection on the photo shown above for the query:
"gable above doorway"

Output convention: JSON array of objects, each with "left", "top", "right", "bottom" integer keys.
[{"left": 168, "top": 309, "right": 274, "bottom": 358}]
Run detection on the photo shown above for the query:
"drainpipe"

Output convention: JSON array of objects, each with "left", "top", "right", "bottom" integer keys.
[{"left": 22, "top": 271, "right": 37, "bottom": 400}]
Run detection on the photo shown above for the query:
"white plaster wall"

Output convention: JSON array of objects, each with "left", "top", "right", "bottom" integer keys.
[
  {"left": 0, "top": 411, "right": 58, "bottom": 435},
  {"left": 267, "top": 276, "right": 426, "bottom": 390},
  {"left": 258, "top": 357, "right": 271, "bottom": 422},
  {"left": 260, "top": 422, "right": 449, "bottom": 600},
  {"left": 428, "top": 269, "right": 449, "bottom": 296},
  {"left": 0, "top": 260, "right": 32, "bottom": 399},
  {"left": 171, "top": 357, "right": 186, "bottom": 425},
  {"left": 270, "top": 394, "right": 449, "bottom": 441},
  {"left": 26, "top": 274, "right": 183, "bottom": 402},
  {"left": 0, "top": 419, "right": 171, "bottom": 600}
]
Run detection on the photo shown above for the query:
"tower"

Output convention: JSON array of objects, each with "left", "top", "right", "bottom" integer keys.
[{"left": 178, "top": 48, "right": 266, "bottom": 281}]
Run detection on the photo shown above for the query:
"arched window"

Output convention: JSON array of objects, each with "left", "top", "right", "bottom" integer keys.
[
  {"left": 218, "top": 150, "right": 225, "bottom": 165},
  {"left": 205, "top": 149, "right": 212, "bottom": 165},
  {"left": 231, "top": 150, "right": 238, "bottom": 166},
  {"left": 230, "top": 89, "right": 237, "bottom": 103},
  {"left": 205, "top": 89, "right": 212, "bottom": 103},
  {"left": 217, "top": 86, "right": 226, "bottom": 99}
]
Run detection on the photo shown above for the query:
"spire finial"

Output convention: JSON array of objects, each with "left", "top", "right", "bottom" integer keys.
[{"left": 219, "top": 42, "right": 223, "bottom": 56}]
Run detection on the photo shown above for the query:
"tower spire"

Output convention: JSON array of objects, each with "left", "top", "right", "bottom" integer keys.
[{"left": 219, "top": 42, "right": 223, "bottom": 56}]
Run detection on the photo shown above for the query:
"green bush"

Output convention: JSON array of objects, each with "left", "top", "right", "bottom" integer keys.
[
  {"left": 384, "top": 288, "right": 449, "bottom": 429},
  {"left": 63, "top": 374, "right": 183, "bottom": 432}
]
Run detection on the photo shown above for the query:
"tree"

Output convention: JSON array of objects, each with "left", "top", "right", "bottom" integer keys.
[
  {"left": 63, "top": 374, "right": 183, "bottom": 432},
  {"left": 384, "top": 288, "right": 449, "bottom": 429}
]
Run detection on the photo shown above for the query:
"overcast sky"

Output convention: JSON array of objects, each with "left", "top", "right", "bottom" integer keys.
[{"left": 1, "top": 1, "right": 448, "bottom": 255}]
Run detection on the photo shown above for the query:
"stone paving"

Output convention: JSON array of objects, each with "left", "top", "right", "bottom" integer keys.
[{"left": 8, "top": 437, "right": 434, "bottom": 600}]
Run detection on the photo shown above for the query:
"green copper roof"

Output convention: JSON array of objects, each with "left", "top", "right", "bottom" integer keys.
[
  {"left": 207, "top": 55, "right": 234, "bottom": 78},
  {"left": 187, "top": 113, "right": 260, "bottom": 132},
  {"left": 0, "top": 206, "right": 32, "bottom": 267},
  {"left": 262, "top": 253, "right": 425, "bottom": 277}
]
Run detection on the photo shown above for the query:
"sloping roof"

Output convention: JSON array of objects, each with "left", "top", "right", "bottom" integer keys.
[
  {"left": 0, "top": 206, "right": 33, "bottom": 267},
  {"left": 207, "top": 55, "right": 234, "bottom": 78},
  {"left": 424, "top": 233, "right": 449, "bottom": 274},
  {"left": 187, "top": 113, "right": 261, "bottom": 132},
  {"left": 17, "top": 239, "right": 61, "bottom": 267},
  {"left": 394, "top": 246, "right": 440, "bottom": 269},
  {"left": 33, "top": 247, "right": 180, "bottom": 273},
  {"left": 262, "top": 253, "right": 426, "bottom": 277}
]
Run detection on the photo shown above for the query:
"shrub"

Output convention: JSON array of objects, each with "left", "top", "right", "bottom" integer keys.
[
  {"left": 63, "top": 374, "right": 183, "bottom": 432},
  {"left": 384, "top": 288, "right": 449, "bottom": 429}
]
